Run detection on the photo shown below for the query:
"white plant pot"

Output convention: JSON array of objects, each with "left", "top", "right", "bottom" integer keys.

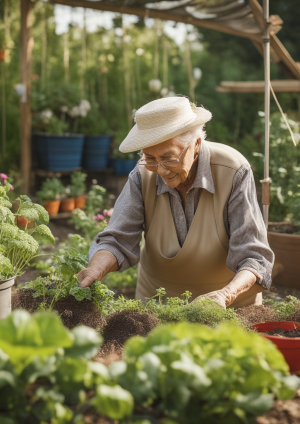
[{"left": 0, "top": 277, "right": 15, "bottom": 319}]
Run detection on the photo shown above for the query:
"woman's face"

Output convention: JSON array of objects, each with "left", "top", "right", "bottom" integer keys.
[{"left": 143, "top": 137, "right": 201, "bottom": 189}]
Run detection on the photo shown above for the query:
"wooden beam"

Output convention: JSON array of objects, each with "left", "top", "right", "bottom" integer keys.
[
  {"left": 216, "top": 80, "right": 300, "bottom": 93},
  {"left": 49, "top": 0, "right": 262, "bottom": 42},
  {"left": 248, "top": 0, "right": 300, "bottom": 79},
  {"left": 20, "top": 0, "right": 34, "bottom": 195}
]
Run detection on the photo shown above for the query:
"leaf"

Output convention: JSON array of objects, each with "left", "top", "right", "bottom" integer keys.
[
  {"left": 17, "top": 207, "right": 39, "bottom": 221},
  {"left": 0, "top": 198, "right": 12, "bottom": 209},
  {"left": 92, "top": 384, "right": 134, "bottom": 420},
  {"left": 0, "top": 310, "right": 74, "bottom": 371},
  {"left": 0, "top": 208, "right": 14, "bottom": 225},
  {"left": 34, "top": 224, "right": 55, "bottom": 244},
  {"left": 235, "top": 393, "right": 274, "bottom": 416},
  {"left": 18, "top": 195, "right": 32, "bottom": 204},
  {"left": 65, "top": 326, "right": 102, "bottom": 359},
  {"left": 0, "top": 370, "right": 16, "bottom": 389},
  {"left": 32, "top": 203, "right": 49, "bottom": 224}
]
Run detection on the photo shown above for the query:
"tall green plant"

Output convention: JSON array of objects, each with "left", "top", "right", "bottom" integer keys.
[{"left": 0, "top": 186, "right": 55, "bottom": 279}]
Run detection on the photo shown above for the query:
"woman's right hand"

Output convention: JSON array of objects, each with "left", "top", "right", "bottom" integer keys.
[{"left": 77, "top": 250, "right": 119, "bottom": 288}]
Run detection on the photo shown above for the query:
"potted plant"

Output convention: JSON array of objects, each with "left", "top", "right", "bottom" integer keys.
[
  {"left": 69, "top": 171, "right": 88, "bottom": 209},
  {"left": 0, "top": 183, "right": 55, "bottom": 319},
  {"left": 36, "top": 177, "right": 65, "bottom": 216},
  {"left": 79, "top": 106, "right": 112, "bottom": 170},
  {"left": 32, "top": 83, "right": 91, "bottom": 172},
  {"left": 111, "top": 148, "right": 138, "bottom": 175},
  {"left": 251, "top": 112, "right": 300, "bottom": 289}
]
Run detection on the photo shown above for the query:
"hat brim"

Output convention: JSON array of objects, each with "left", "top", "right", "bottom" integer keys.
[{"left": 119, "top": 107, "right": 212, "bottom": 153}]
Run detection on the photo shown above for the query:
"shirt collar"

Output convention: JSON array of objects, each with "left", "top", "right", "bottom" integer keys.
[{"left": 156, "top": 139, "right": 215, "bottom": 196}]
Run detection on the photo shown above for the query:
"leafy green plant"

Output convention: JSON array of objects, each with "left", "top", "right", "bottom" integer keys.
[
  {"left": 102, "top": 265, "right": 138, "bottom": 289},
  {"left": 0, "top": 189, "right": 55, "bottom": 279},
  {"left": 84, "top": 184, "right": 108, "bottom": 216},
  {"left": 36, "top": 178, "right": 65, "bottom": 204},
  {"left": 264, "top": 295, "right": 300, "bottom": 319},
  {"left": 69, "top": 171, "right": 87, "bottom": 198},
  {"left": 111, "top": 322, "right": 300, "bottom": 424},
  {"left": 24, "top": 244, "right": 115, "bottom": 314},
  {"left": 0, "top": 309, "right": 133, "bottom": 423},
  {"left": 69, "top": 208, "right": 108, "bottom": 240}
]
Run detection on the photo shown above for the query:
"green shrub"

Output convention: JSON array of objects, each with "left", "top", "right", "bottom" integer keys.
[
  {"left": 69, "top": 171, "right": 87, "bottom": 198},
  {"left": 111, "top": 322, "right": 300, "bottom": 424},
  {"left": 264, "top": 295, "right": 300, "bottom": 319},
  {"left": 0, "top": 310, "right": 133, "bottom": 423},
  {"left": 36, "top": 178, "right": 65, "bottom": 204}
]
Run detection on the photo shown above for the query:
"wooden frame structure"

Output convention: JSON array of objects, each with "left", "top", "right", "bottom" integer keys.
[
  {"left": 217, "top": 80, "right": 300, "bottom": 93},
  {"left": 20, "top": 0, "right": 300, "bottom": 194}
]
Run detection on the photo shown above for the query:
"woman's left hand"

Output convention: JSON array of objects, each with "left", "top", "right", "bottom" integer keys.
[{"left": 193, "top": 290, "right": 227, "bottom": 309}]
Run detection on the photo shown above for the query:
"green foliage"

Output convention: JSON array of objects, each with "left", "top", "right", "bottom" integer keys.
[
  {"left": 84, "top": 185, "right": 108, "bottom": 216},
  {"left": 69, "top": 171, "right": 87, "bottom": 198},
  {"left": 0, "top": 309, "right": 133, "bottom": 423},
  {"left": 264, "top": 295, "right": 300, "bottom": 319},
  {"left": 251, "top": 112, "right": 300, "bottom": 223},
  {"left": 69, "top": 209, "right": 108, "bottom": 240},
  {"left": 0, "top": 190, "right": 55, "bottom": 279},
  {"left": 36, "top": 178, "right": 65, "bottom": 204},
  {"left": 111, "top": 322, "right": 300, "bottom": 423},
  {"left": 103, "top": 265, "right": 138, "bottom": 289},
  {"left": 24, "top": 246, "right": 115, "bottom": 314}
]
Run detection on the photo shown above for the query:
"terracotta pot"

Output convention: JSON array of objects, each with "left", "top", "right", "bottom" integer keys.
[
  {"left": 253, "top": 321, "right": 300, "bottom": 373},
  {"left": 60, "top": 198, "right": 75, "bottom": 212},
  {"left": 44, "top": 200, "right": 61, "bottom": 216},
  {"left": 268, "top": 231, "right": 300, "bottom": 289},
  {"left": 0, "top": 277, "right": 15, "bottom": 319},
  {"left": 17, "top": 216, "right": 34, "bottom": 229},
  {"left": 75, "top": 196, "right": 87, "bottom": 210},
  {"left": 0, "top": 49, "right": 8, "bottom": 62}
]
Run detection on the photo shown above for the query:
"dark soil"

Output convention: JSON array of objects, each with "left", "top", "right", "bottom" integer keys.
[
  {"left": 12, "top": 289, "right": 105, "bottom": 331},
  {"left": 236, "top": 304, "right": 300, "bottom": 329},
  {"left": 94, "top": 311, "right": 159, "bottom": 366},
  {"left": 256, "top": 390, "right": 300, "bottom": 424},
  {"left": 266, "top": 327, "right": 300, "bottom": 338}
]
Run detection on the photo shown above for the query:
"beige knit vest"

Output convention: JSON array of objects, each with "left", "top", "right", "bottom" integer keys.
[{"left": 136, "top": 141, "right": 263, "bottom": 308}]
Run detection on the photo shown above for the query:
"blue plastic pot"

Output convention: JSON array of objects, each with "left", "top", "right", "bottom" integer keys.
[
  {"left": 33, "top": 133, "right": 84, "bottom": 172},
  {"left": 111, "top": 159, "right": 137, "bottom": 175},
  {"left": 83, "top": 135, "right": 112, "bottom": 170}
]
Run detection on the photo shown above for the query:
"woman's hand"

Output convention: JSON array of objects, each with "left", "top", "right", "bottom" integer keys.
[
  {"left": 193, "top": 270, "right": 257, "bottom": 309},
  {"left": 77, "top": 250, "right": 119, "bottom": 288}
]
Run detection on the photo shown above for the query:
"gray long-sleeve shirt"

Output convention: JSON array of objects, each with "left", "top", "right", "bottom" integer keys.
[{"left": 90, "top": 140, "right": 274, "bottom": 289}]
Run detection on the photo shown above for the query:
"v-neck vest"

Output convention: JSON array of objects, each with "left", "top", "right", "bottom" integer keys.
[{"left": 136, "top": 141, "right": 263, "bottom": 308}]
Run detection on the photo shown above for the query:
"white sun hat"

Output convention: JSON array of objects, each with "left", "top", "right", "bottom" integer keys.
[{"left": 119, "top": 96, "right": 212, "bottom": 153}]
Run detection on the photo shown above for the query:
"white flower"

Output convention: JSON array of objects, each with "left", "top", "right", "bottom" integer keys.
[
  {"left": 80, "top": 110, "right": 87, "bottom": 117},
  {"left": 160, "top": 87, "right": 169, "bottom": 97},
  {"left": 80, "top": 100, "right": 91, "bottom": 111},
  {"left": 294, "top": 167, "right": 300, "bottom": 172},
  {"left": 124, "top": 35, "right": 131, "bottom": 43},
  {"left": 252, "top": 152, "right": 263, "bottom": 157},
  {"left": 278, "top": 167, "right": 287, "bottom": 174},
  {"left": 60, "top": 105, "right": 69, "bottom": 113},
  {"left": 136, "top": 48, "right": 144, "bottom": 56},
  {"left": 68, "top": 106, "right": 80, "bottom": 118},
  {"left": 258, "top": 111, "right": 265, "bottom": 117},
  {"left": 288, "top": 191, "right": 293, "bottom": 196},
  {"left": 148, "top": 79, "right": 162, "bottom": 93},
  {"left": 107, "top": 54, "right": 115, "bottom": 62},
  {"left": 166, "top": 91, "right": 176, "bottom": 97},
  {"left": 40, "top": 109, "right": 53, "bottom": 122}
]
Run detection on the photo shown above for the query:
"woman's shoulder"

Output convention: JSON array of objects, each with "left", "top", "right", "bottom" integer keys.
[{"left": 206, "top": 141, "right": 249, "bottom": 171}]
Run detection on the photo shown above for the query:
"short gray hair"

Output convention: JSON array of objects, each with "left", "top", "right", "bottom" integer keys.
[{"left": 173, "top": 125, "right": 206, "bottom": 146}]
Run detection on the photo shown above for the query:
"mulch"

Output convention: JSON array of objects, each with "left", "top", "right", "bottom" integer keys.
[
  {"left": 236, "top": 304, "right": 300, "bottom": 329},
  {"left": 256, "top": 390, "right": 300, "bottom": 424}
]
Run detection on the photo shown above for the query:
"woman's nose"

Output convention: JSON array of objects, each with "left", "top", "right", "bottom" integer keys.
[{"left": 156, "top": 164, "right": 171, "bottom": 177}]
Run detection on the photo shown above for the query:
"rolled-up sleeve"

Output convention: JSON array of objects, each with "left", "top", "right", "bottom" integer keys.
[
  {"left": 225, "top": 163, "right": 274, "bottom": 289},
  {"left": 89, "top": 166, "right": 145, "bottom": 272}
]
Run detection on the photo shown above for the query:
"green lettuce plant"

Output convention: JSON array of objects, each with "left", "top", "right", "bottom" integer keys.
[
  {"left": 111, "top": 322, "right": 300, "bottom": 424},
  {"left": 264, "top": 295, "right": 300, "bottom": 319},
  {"left": 0, "top": 309, "right": 133, "bottom": 423},
  {"left": 0, "top": 187, "right": 55, "bottom": 280}
]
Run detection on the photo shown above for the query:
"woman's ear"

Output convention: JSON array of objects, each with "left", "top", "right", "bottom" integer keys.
[{"left": 196, "top": 137, "right": 201, "bottom": 153}]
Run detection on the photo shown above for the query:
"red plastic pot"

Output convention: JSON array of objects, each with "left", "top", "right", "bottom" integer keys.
[{"left": 253, "top": 321, "right": 300, "bottom": 372}]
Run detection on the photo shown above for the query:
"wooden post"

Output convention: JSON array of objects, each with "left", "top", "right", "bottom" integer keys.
[{"left": 20, "top": 0, "right": 34, "bottom": 195}]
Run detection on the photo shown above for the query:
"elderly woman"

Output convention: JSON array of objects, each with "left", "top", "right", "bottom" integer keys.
[{"left": 78, "top": 97, "right": 274, "bottom": 309}]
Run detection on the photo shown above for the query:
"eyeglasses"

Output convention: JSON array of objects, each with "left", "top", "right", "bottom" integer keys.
[{"left": 138, "top": 139, "right": 194, "bottom": 170}]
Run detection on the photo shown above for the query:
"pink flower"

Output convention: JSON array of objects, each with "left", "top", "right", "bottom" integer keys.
[
  {"left": 0, "top": 173, "right": 8, "bottom": 179},
  {"left": 103, "top": 208, "right": 113, "bottom": 217},
  {"left": 94, "top": 214, "right": 105, "bottom": 222},
  {"left": 10, "top": 185, "right": 14, "bottom": 190}
]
